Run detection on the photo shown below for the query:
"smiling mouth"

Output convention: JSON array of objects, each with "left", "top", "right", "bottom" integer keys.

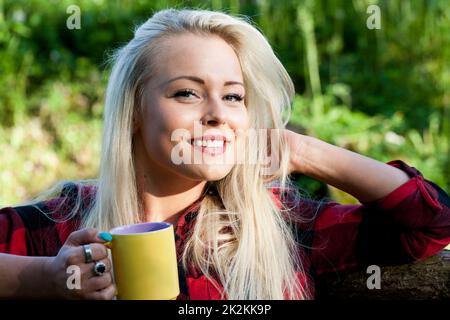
[{"left": 189, "top": 135, "right": 231, "bottom": 156}]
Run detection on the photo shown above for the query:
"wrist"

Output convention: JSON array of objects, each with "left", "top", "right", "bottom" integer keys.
[
  {"left": 39, "top": 257, "right": 51, "bottom": 296},
  {"left": 6, "top": 256, "right": 55, "bottom": 299},
  {"left": 39, "top": 256, "right": 61, "bottom": 299},
  {"left": 289, "top": 133, "right": 315, "bottom": 175},
  {"left": 27, "top": 256, "right": 57, "bottom": 299}
]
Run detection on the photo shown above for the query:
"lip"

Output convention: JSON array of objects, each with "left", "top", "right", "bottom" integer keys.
[
  {"left": 190, "top": 135, "right": 230, "bottom": 143},
  {"left": 189, "top": 135, "right": 231, "bottom": 156}
]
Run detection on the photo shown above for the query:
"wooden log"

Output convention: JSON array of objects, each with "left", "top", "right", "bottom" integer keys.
[{"left": 315, "top": 249, "right": 450, "bottom": 299}]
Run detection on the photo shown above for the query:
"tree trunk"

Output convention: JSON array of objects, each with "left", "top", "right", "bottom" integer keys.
[{"left": 316, "top": 250, "right": 450, "bottom": 299}]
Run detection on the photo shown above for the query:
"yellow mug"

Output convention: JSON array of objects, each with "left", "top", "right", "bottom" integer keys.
[{"left": 105, "top": 222, "right": 180, "bottom": 300}]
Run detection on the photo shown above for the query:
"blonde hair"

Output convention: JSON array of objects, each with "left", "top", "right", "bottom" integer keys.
[{"left": 29, "top": 9, "right": 314, "bottom": 300}]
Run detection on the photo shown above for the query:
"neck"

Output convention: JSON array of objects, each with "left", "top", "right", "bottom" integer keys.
[
  {"left": 138, "top": 178, "right": 206, "bottom": 224},
  {"left": 133, "top": 137, "right": 207, "bottom": 224}
]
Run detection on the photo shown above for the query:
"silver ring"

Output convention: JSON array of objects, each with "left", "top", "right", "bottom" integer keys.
[
  {"left": 94, "top": 261, "right": 107, "bottom": 276},
  {"left": 82, "top": 244, "right": 93, "bottom": 263}
]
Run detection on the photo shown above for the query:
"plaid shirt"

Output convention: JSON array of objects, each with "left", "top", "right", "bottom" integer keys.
[{"left": 1, "top": 160, "right": 449, "bottom": 299}]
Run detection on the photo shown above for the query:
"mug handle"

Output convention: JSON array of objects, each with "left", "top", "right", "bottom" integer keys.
[{"left": 102, "top": 241, "right": 118, "bottom": 297}]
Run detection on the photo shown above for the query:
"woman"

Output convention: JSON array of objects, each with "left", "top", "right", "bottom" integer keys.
[{"left": 0, "top": 8, "right": 449, "bottom": 300}]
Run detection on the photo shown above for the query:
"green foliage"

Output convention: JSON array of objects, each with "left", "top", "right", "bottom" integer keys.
[
  {"left": 290, "top": 89, "right": 450, "bottom": 203},
  {"left": 0, "top": 0, "right": 449, "bottom": 206}
]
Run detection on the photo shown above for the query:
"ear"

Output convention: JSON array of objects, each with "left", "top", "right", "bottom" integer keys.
[
  {"left": 133, "top": 92, "right": 146, "bottom": 135},
  {"left": 132, "top": 113, "right": 141, "bottom": 135}
]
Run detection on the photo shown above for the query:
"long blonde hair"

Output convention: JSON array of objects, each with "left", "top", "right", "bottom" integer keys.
[{"left": 29, "top": 9, "right": 314, "bottom": 300}]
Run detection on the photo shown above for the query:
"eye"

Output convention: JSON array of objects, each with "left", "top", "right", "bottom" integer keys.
[
  {"left": 173, "top": 89, "right": 198, "bottom": 99},
  {"left": 224, "top": 94, "right": 244, "bottom": 102}
]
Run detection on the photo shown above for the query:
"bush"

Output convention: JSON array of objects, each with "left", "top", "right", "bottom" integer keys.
[{"left": 0, "top": 0, "right": 448, "bottom": 206}]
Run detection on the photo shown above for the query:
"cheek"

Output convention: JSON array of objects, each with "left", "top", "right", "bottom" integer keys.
[
  {"left": 231, "top": 108, "right": 250, "bottom": 130},
  {"left": 142, "top": 104, "right": 197, "bottom": 158},
  {"left": 140, "top": 106, "right": 173, "bottom": 156},
  {"left": 144, "top": 103, "right": 189, "bottom": 136},
  {"left": 229, "top": 110, "right": 250, "bottom": 155}
]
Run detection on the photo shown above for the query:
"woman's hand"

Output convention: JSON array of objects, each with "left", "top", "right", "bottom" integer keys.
[
  {"left": 262, "top": 129, "right": 308, "bottom": 185},
  {"left": 42, "top": 228, "right": 116, "bottom": 299},
  {"left": 283, "top": 129, "right": 309, "bottom": 175}
]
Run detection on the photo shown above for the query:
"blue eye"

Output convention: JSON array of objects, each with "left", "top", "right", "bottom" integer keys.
[
  {"left": 173, "top": 89, "right": 196, "bottom": 98},
  {"left": 172, "top": 90, "right": 244, "bottom": 102},
  {"left": 225, "top": 94, "right": 244, "bottom": 102}
]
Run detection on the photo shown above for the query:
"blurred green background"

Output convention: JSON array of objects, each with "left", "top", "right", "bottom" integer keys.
[{"left": 0, "top": 0, "right": 449, "bottom": 207}]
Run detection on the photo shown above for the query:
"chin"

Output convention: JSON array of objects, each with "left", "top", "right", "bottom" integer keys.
[
  {"left": 180, "top": 164, "right": 233, "bottom": 182},
  {"left": 202, "top": 172, "right": 230, "bottom": 182}
]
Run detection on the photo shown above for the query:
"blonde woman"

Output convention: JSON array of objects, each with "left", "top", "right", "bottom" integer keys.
[{"left": 0, "top": 9, "right": 449, "bottom": 300}]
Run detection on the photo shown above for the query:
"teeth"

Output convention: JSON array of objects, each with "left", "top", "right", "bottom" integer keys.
[{"left": 192, "top": 139, "right": 225, "bottom": 148}]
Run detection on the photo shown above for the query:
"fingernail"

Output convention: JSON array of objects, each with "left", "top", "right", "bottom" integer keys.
[{"left": 98, "top": 232, "right": 113, "bottom": 242}]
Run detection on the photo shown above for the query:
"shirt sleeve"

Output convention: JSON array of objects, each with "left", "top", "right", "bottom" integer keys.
[
  {"left": 0, "top": 202, "right": 66, "bottom": 256},
  {"left": 0, "top": 207, "right": 29, "bottom": 255},
  {"left": 285, "top": 160, "right": 450, "bottom": 276},
  {"left": 0, "top": 183, "right": 90, "bottom": 256}
]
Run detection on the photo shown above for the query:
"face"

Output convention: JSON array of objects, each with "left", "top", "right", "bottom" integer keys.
[{"left": 134, "top": 33, "right": 249, "bottom": 182}]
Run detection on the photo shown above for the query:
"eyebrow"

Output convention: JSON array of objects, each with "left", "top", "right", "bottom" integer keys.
[{"left": 163, "top": 75, "right": 244, "bottom": 88}]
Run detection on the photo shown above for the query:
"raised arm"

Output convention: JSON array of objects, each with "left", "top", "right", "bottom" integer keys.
[
  {"left": 286, "top": 131, "right": 411, "bottom": 202},
  {"left": 282, "top": 131, "right": 450, "bottom": 274}
]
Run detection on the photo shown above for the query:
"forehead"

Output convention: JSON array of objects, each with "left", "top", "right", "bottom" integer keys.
[{"left": 151, "top": 33, "right": 244, "bottom": 82}]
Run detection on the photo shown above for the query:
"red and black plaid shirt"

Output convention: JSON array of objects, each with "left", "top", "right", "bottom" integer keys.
[{"left": 1, "top": 160, "right": 449, "bottom": 299}]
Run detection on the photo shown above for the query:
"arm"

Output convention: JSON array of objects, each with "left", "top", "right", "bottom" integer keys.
[
  {"left": 286, "top": 131, "right": 410, "bottom": 202},
  {"left": 0, "top": 205, "right": 115, "bottom": 299},
  {"left": 0, "top": 254, "right": 52, "bottom": 298},
  {"left": 0, "top": 231, "right": 115, "bottom": 300},
  {"left": 0, "top": 205, "right": 55, "bottom": 298},
  {"left": 282, "top": 130, "right": 450, "bottom": 274}
]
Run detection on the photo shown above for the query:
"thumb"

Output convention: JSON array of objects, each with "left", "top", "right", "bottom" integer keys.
[{"left": 65, "top": 227, "right": 104, "bottom": 246}]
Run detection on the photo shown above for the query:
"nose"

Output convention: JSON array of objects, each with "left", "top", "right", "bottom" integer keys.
[{"left": 199, "top": 98, "right": 227, "bottom": 127}]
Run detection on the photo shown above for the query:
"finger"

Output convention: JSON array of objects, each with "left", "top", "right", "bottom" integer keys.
[
  {"left": 65, "top": 228, "right": 104, "bottom": 247},
  {"left": 78, "top": 242, "right": 109, "bottom": 263},
  {"left": 263, "top": 175, "right": 277, "bottom": 185},
  {"left": 84, "top": 272, "right": 113, "bottom": 292},
  {"left": 67, "top": 242, "right": 109, "bottom": 267},
  {"left": 86, "top": 283, "right": 117, "bottom": 300},
  {"left": 83, "top": 258, "right": 112, "bottom": 279}
]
